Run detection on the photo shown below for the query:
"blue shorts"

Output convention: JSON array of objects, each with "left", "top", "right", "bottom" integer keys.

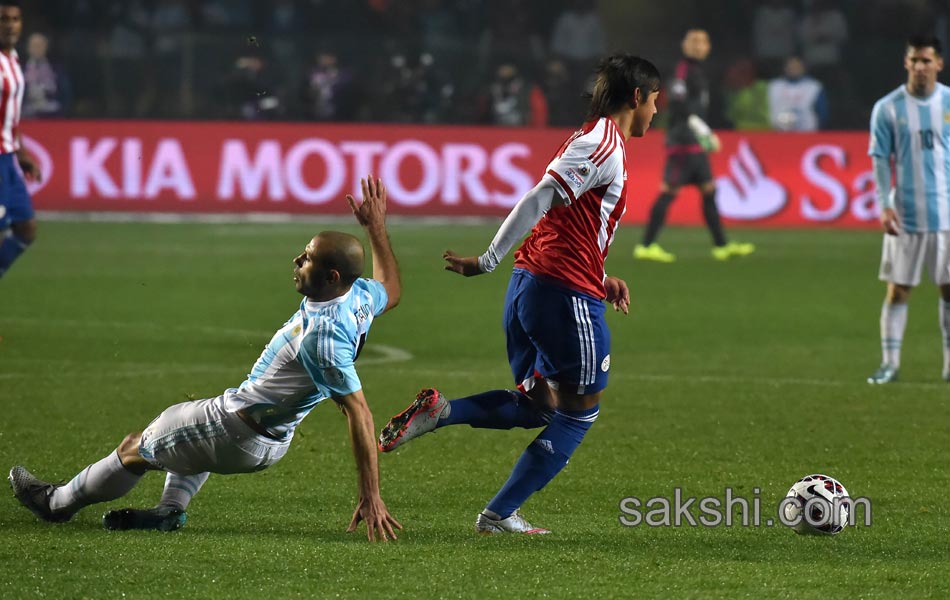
[
  {"left": 0, "top": 152, "right": 33, "bottom": 228},
  {"left": 504, "top": 268, "right": 611, "bottom": 395}
]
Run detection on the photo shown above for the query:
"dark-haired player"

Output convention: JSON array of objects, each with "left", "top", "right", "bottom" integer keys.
[{"left": 379, "top": 54, "right": 659, "bottom": 534}]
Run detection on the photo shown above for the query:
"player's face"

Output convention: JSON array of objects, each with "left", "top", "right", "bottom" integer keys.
[
  {"left": 683, "top": 30, "right": 711, "bottom": 61},
  {"left": 0, "top": 6, "right": 22, "bottom": 50},
  {"left": 630, "top": 89, "right": 660, "bottom": 137},
  {"left": 293, "top": 237, "right": 326, "bottom": 298},
  {"left": 904, "top": 46, "right": 943, "bottom": 95}
]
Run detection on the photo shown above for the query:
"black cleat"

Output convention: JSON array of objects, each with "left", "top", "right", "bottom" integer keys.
[
  {"left": 8, "top": 466, "right": 75, "bottom": 523},
  {"left": 102, "top": 506, "right": 187, "bottom": 532}
]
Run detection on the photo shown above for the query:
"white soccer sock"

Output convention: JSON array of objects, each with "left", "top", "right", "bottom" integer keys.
[
  {"left": 49, "top": 451, "right": 142, "bottom": 513},
  {"left": 159, "top": 472, "right": 209, "bottom": 510},
  {"left": 880, "top": 302, "right": 908, "bottom": 368},
  {"left": 939, "top": 300, "right": 950, "bottom": 374}
]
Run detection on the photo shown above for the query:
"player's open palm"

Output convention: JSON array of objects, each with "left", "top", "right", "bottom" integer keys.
[
  {"left": 347, "top": 495, "right": 403, "bottom": 542},
  {"left": 347, "top": 175, "right": 387, "bottom": 229}
]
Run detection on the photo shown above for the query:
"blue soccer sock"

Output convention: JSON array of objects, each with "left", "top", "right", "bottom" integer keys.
[
  {"left": 0, "top": 231, "right": 31, "bottom": 278},
  {"left": 485, "top": 404, "right": 599, "bottom": 519},
  {"left": 437, "top": 389, "right": 549, "bottom": 430}
]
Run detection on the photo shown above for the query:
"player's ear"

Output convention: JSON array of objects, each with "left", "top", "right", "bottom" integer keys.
[{"left": 629, "top": 88, "right": 641, "bottom": 109}]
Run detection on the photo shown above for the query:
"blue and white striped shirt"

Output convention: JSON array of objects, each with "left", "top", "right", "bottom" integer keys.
[
  {"left": 869, "top": 83, "right": 950, "bottom": 233},
  {"left": 218, "top": 278, "right": 388, "bottom": 440}
]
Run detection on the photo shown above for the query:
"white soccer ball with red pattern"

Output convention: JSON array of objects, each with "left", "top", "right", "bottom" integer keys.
[{"left": 783, "top": 474, "right": 851, "bottom": 535}]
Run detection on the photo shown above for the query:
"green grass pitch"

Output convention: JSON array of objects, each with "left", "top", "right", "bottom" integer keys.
[{"left": 1, "top": 221, "right": 947, "bottom": 599}]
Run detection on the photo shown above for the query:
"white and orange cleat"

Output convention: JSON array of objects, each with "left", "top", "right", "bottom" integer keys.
[
  {"left": 378, "top": 388, "right": 448, "bottom": 452},
  {"left": 475, "top": 510, "right": 551, "bottom": 535}
]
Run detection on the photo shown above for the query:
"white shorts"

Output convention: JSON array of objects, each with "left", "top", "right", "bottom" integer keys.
[
  {"left": 139, "top": 397, "right": 290, "bottom": 476},
  {"left": 879, "top": 231, "right": 950, "bottom": 286}
]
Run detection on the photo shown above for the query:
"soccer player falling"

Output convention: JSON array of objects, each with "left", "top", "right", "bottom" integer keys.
[
  {"left": 378, "top": 54, "right": 659, "bottom": 534},
  {"left": 10, "top": 177, "right": 402, "bottom": 542}
]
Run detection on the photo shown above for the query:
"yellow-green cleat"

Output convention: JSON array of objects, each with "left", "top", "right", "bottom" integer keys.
[
  {"left": 633, "top": 243, "right": 676, "bottom": 263},
  {"left": 712, "top": 241, "right": 756, "bottom": 261}
]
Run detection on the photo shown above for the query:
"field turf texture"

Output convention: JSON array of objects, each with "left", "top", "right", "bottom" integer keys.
[{"left": 1, "top": 221, "right": 947, "bottom": 599}]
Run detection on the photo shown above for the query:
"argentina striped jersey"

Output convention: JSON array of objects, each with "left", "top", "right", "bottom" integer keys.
[
  {"left": 869, "top": 83, "right": 950, "bottom": 232},
  {"left": 217, "top": 278, "right": 388, "bottom": 440}
]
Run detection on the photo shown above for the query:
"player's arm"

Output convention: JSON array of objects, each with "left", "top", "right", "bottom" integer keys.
[
  {"left": 347, "top": 176, "right": 400, "bottom": 311},
  {"left": 669, "top": 68, "right": 719, "bottom": 152},
  {"left": 444, "top": 181, "right": 562, "bottom": 276},
  {"left": 14, "top": 135, "right": 41, "bottom": 182},
  {"left": 333, "top": 388, "right": 403, "bottom": 542},
  {"left": 869, "top": 102, "right": 898, "bottom": 235},
  {"left": 687, "top": 114, "right": 720, "bottom": 152}
]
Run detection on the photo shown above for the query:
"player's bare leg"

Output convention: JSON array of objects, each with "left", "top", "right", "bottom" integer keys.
[
  {"left": 10, "top": 218, "right": 36, "bottom": 244},
  {"left": 870, "top": 283, "right": 912, "bottom": 383}
]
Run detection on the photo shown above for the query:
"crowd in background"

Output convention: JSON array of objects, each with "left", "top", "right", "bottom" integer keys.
[{"left": 16, "top": 0, "right": 950, "bottom": 130}]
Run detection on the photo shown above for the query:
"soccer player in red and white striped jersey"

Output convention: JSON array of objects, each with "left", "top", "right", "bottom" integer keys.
[
  {"left": 0, "top": 0, "right": 42, "bottom": 279},
  {"left": 378, "top": 54, "right": 660, "bottom": 534}
]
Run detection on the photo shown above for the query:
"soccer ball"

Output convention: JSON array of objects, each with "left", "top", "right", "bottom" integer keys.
[{"left": 783, "top": 474, "right": 851, "bottom": 535}]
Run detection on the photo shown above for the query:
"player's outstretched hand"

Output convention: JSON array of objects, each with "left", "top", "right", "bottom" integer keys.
[
  {"left": 346, "top": 175, "right": 387, "bottom": 230},
  {"left": 880, "top": 207, "right": 900, "bottom": 236},
  {"left": 443, "top": 250, "right": 483, "bottom": 277},
  {"left": 347, "top": 495, "right": 403, "bottom": 542},
  {"left": 605, "top": 276, "right": 630, "bottom": 314}
]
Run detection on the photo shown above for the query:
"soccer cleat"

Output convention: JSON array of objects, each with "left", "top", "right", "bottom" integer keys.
[
  {"left": 8, "top": 466, "right": 75, "bottom": 523},
  {"left": 633, "top": 243, "right": 675, "bottom": 263},
  {"left": 867, "top": 365, "right": 899, "bottom": 384},
  {"left": 102, "top": 505, "right": 187, "bottom": 532},
  {"left": 712, "top": 241, "right": 756, "bottom": 261},
  {"left": 378, "top": 388, "right": 448, "bottom": 452},
  {"left": 475, "top": 510, "right": 550, "bottom": 535}
]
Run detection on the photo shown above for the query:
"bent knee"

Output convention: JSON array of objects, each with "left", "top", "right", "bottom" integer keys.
[
  {"left": 117, "top": 432, "right": 143, "bottom": 457},
  {"left": 555, "top": 389, "right": 602, "bottom": 412},
  {"left": 11, "top": 220, "right": 37, "bottom": 243},
  {"left": 886, "top": 284, "right": 912, "bottom": 304}
]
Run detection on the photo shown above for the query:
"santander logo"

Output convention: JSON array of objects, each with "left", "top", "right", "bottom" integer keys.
[
  {"left": 20, "top": 135, "right": 52, "bottom": 195},
  {"left": 715, "top": 140, "right": 787, "bottom": 220}
]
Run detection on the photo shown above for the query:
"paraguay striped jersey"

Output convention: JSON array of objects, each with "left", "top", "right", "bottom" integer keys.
[
  {"left": 217, "top": 278, "right": 388, "bottom": 441},
  {"left": 515, "top": 116, "right": 628, "bottom": 299},
  {"left": 869, "top": 83, "right": 950, "bottom": 232},
  {"left": 0, "top": 49, "right": 23, "bottom": 154}
]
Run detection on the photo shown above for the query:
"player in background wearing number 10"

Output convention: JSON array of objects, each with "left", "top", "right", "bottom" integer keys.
[{"left": 867, "top": 35, "right": 950, "bottom": 384}]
